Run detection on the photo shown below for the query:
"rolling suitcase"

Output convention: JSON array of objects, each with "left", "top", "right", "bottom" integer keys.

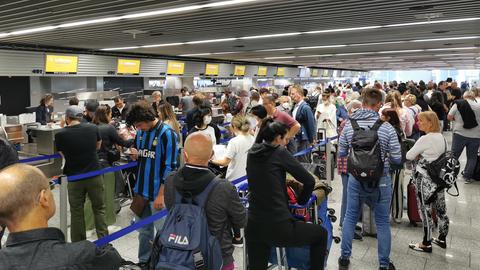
[
  {"left": 407, "top": 175, "right": 438, "bottom": 226},
  {"left": 362, "top": 203, "right": 377, "bottom": 237}
]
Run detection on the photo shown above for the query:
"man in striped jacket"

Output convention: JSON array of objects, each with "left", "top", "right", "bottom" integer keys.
[{"left": 337, "top": 88, "right": 402, "bottom": 270}]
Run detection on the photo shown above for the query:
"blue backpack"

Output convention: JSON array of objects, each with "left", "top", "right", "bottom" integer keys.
[{"left": 149, "top": 178, "right": 223, "bottom": 270}]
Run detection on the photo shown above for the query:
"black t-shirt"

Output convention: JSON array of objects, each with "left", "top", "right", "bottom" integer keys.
[
  {"left": 55, "top": 123, "right": 101, "bottom": 176},
  {"left": 97, "top": 123, "right": 132, "bottom": 161},
  {"left": 430, "top": 102, "right": 446, "bottom": 121}
]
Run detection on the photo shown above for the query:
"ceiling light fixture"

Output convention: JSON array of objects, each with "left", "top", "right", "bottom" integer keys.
[
  {"left": 426, "top": 47, "right": 478, "bottom": 51},
  {"left": 178, "top": 53, "right": 212, "bottom": 56},
  {"left": 242, "top": 32, "right": 301, "bottom": 39},
  {"left": 412, "top": 36, "right": 480, "bottom": 42},
  {"left": 186, "top": 38, "right": 237, "bottom": 44},
  {"left": 59, "top": 17, "right": 120, "bottom": 28},
  {"left": 100, "top": 46, "right": 140, "bottom": 51},
  {"left": 255, "top": 48, "right": 296, "bottom": 52},
  {"left": 298, "top": 45, "right": 348, "bottom": 50},
  {"left": 349, "top": 41, "right": 408, "bottom": 46},
  {"left": 305, "top": 26, "right": 382, "bottom": 34},
  {"left": 211, "top": 51, "right": 240, "bottom": 55},
  {"left": 297, "top": 54, "right": 334, "bottom": 58},
  {"left": 264, "top": 56, "right": 296, "bottom": 59},
  {"left": 335, "top": 52, "right": 372, "bottom": 56},
  {"left": 378, "top": 49, "right": 425, "bottom": 54},
  {"left": 141, "top": 42, "right": 185, "bottom": 48},
  {"left": 10, "top": 26, "right": 58, "bottom": 35},
  {"left": 385, "top": 17, "right": 480, "bottom": 27}
]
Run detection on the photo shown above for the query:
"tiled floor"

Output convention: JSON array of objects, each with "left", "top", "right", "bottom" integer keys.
[{"left": 4, "top": 132, "right": 479, "bottom": 270}]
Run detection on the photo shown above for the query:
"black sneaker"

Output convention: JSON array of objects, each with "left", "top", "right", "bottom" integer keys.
[
  {"left": 353, "top": 231, "right": 363, "bottom": 241},
  {"left": 379, "top": 262, "right": 396, "bottom": 270},
  {"left": 338, "top": 257, "right": 350, "bottom": 269},
  {"left": 432, "top": 237, "right": 447, "bottom": 249},
  {"left": 232, "top": 237, "right": 244, "bottom": 248}
]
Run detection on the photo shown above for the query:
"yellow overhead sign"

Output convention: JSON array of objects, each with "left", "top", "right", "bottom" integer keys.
[
  {"left": 117, "top": 59, "right": 141, "bottom": 74},
  {"left": 311, "top": 69, "right": 319, "bottom": 77},
  {"left": 205, "top": 64, "right": 219, "bottom": 76},
  {"left": 167, "top": 61, "right": 185, "bottom": 75},
  {"left": 45, "top": 54, "right": 78, "bottom": 73},
  {"left": 322, "top": 69, "right": 330, "bottom": 77},
  {"left": 257, "top": 66, "right": 267, "bottom": 76},
  {"left": 234, "top": 65, "right": 246, "bottom": 76},
  {"left": 276, "top": 67, "right": 285, "bottom": 76}
]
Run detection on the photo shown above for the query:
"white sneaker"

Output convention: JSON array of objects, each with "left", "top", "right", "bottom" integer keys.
[
  {"left": 108, "top": 225, "right": 122, "bottom": 233},
  {"left": 85, "top": 229, "right": 95, "bottom": 239}
]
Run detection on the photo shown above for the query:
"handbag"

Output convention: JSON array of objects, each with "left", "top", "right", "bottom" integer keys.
[
  {"left": 130, "top": 194, "right": 148, "bottom": 217},
  {"left": 107, "top": 147, "right": 121, "bottom": 164}
]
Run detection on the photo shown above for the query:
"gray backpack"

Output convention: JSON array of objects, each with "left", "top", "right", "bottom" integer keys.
[{"left": 149, "top": 178, "right": 223, "bottom": 270}]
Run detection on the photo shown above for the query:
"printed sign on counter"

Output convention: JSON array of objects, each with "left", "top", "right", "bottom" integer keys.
[
  {"left": 45, "top": 54, "right": 78, "bottom": 74},
  {"left": 276, "top": 67, "right": 285, "bottom": 76},
  {"left": 117, "top": 59, "right": 141, "bottom": 75},
  {"left": 167, "top": 61, "right": 185, "bottom": 75},
  {"left": 234, "top": 65, "right": 246, "bottom": 76},
  {"left": 205, "top": 63, "right": 219, "bottom": 76},
  {"left": 257, "top": 66, "right": 267, "bottom": 76}
]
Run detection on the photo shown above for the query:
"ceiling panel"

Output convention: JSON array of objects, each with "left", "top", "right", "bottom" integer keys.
[{"left": 0, "top": 0, "right": 478, "bottom": 70}]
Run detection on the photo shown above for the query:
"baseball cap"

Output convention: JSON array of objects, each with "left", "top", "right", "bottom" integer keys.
[{"left": 65, "top": 105, "right": 84, "bottom": 119}]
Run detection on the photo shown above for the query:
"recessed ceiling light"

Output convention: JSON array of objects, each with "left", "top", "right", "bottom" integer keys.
[
  {"left": 211, "top": 51, "right": 240, "bottom": 55},
  {"left": 264, "top": 56, "right": 296, "bottom": 59},
  {"left": 298, "top": 45, "right": 347, "bottom": 50},
  {"left": 101, "top": 46, "right": 140, "bottom": 51},
  {"left": 335, "top": 52, "right": 372, "bottom": 56},
  {"left": 10, "top": 26, "right": 58, "bottom": 35},
  {"left": 186, "top": 38, "right": 237, "bottom": 44},
  {"left": 59, "top": 17, "right": 120, "bottom": 28},
  {"left": 255, "top": 48, "right": 296, "bottom": 52},
  {"left": 297, "top": 54, "right": 334, "bottom": 58},
  {"left": 178, "top": 53, "right": 212, "bottom": 56},
  {"left": 385, "top": 17, "right": 480, "bottom": 27},
  {"left": 304, "top": 25, "right": 382, "bottom": 34},
  {"left": 141, "top": 42, "right": 185, "bottom": 48},
  {"left": 241, "top": 32, "right": 301, "bottom": 39},
  {"left": 426, "top": 47, "right": 477, "bottom": 51},
  {"left": 412, "top": 36, "right": 480, "bottom": 42},
  {"left": 378, "top": 49, "right": 424, "bottom": 54}
]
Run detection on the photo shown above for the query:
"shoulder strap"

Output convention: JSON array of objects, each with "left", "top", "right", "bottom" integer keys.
[
  {"left": 443, "top": 136, "right": 447, "bottom": 154},
  {"left": 350, "top": 119, "right": 361, "bottom": 130},
  {"left": 194, "top": 177, "right": 221, "bottom": 208},
  {"left": 371, "top": 119, "right": 384, "bottom": 131},
  {"left": 447, "top": 182, "right": 460, "bottom": 197}
]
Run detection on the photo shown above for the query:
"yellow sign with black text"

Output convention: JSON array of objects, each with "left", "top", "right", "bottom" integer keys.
[
  {"left": 117, "top": 59, "right": 141, "bottom": 74},
  {"left": 45, "top": 55, "right": 78, "bottom": 73},
  {"left": 257, "top": 66, "right": 267, "bottom": 76},
  {"left": 234, "top": 65, "right": 246, "bottom": 76},
  {"left": 167, "top": 61, "right": 185, "bottom": 75},
  {"left": 205, "top": 64, "right": 219, "bottom": 76}
]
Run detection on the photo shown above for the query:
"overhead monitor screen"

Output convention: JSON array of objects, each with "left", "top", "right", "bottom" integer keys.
[
  {"left": 311, "top": 69, "right": 319, "bottom": 77},
  {"left": 205, "top": 64, "right": 219, "bottom": 76},
  {"left": 257, "top": 66, "right": 267, "bottom": 76},
  {"left": 167, "top": 61, "right": 185, "bottom": 75},
  {"left": 276, "top": 67, "right": 285, "bottom": 76},
  {"left": 234, "top": 65, "right": 246, "bottom": 76},
  {"left": 117, "top": 59, "right": 141, "bottom": 75},
  {"left": 45, "top": 54, "right": 78, "bottom": 74}
]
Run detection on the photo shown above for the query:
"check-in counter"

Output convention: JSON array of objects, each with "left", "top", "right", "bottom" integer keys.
[{"left": 28, "top": 125, "right": 63, "bottom": 155}]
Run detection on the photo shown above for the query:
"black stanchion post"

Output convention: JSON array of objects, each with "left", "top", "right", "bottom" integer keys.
[
  {"left": 59, "top": 175, "right": 68, "bottom": 237},
  {"left": 326, "top": 141, "right": 332, "bottom": 185}
]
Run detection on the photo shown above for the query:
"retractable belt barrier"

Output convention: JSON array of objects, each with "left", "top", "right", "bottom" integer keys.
[
  {"left": 49, "top": 135, "right": 336, "bottom": 246},
  {"left": 19, "top": 153, "right": 62, "bottom": 163}
]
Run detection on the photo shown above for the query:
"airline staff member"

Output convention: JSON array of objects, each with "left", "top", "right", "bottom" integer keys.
[
  {"left": 35, "top": 94, "right": 54, "bottom": 125},
  {"left": 126, "top": 101, "right": 179, "bottom": 267}
]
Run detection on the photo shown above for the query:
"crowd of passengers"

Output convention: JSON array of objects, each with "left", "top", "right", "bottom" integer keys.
[{"left": 0, "top": 79, "right": 479, "bottom": 270}]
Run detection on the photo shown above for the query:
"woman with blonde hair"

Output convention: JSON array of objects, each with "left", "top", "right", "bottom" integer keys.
[
  {"left": 381, "top": 90, "right": 414, "bottom": 137},
  {"left": 406, "top": 111, "right": 449, "bottom": 253},
  {"left": 157, "top": 102, "right": 181, "bottom": 137}
]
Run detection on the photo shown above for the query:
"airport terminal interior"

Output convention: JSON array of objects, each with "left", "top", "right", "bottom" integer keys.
[{"left": 0, "top": 1, "right": 479, "bottom": 270}]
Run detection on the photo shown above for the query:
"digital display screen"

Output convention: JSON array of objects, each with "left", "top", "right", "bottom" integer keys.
[
  {"left": 45, "top": 54, "right": 78, "bottom": 73},
  {"left": 117, "top": 59, "right": 141, "bottom": 75}
]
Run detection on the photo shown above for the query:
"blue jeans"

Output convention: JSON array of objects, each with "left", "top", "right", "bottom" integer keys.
[
  {"left": 341, "top": 174, "right": 393, "bottom": 267},
  {"left": 138, "top": 202, "right": 165, "bottom": 263},
  {"left": 340, "top": 173, "right": 348, "bottom": 226},
  {"left": 451, "top": 133, "right": 480, "bottom": 179}
]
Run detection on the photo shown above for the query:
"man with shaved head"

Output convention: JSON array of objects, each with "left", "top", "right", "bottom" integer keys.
[
  {"left": 164, "top": 132, "right": 246, "bottom": 270},
  {"left": 0, "top": 164, "right": 122, "bottom": 270}
]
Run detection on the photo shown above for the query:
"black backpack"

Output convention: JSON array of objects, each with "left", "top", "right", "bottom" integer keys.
[
  {"left": 347, "top": 119, "right": 385, "bottom": 187},
  {"left": 426, "top": 138, "right": 460, "bottom": 196}
]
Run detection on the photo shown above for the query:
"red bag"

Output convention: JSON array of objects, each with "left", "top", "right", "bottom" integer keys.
[
  {"left": 407, "top": 178, "right": 438, "bottom": 225},
  {"left": 287, "top": 186, "right": 311, "bottom": 222}
]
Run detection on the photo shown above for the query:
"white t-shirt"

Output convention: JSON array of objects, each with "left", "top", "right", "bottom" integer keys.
[
  {"left": 225, "top": 134, "right": 255, "bottom": 181},
  {"left": 406, "top": 133, "right": 446, "bottom": 162},
  {"left": 448, "top": 100, "right": 480, "bottom": 139},
  {"left": 196, "top": 126, "right": 217, "bottom": 145}
]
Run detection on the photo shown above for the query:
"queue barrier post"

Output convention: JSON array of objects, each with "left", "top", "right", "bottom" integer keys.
[
  {"left": 59, "top": 175, "right": 68, "bottom": 237},
  {"left": 325, "top": 141, "right": 332, "bottom": 185}
]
